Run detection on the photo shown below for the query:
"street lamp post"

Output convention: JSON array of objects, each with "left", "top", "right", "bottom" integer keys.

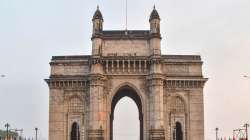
[
  {"left": 215, "top": 128, "right": 219, "bottom": 140},
  {"left": 244, "top": 123, "right": 249, "bottom": 140},
  {"left": 233, "top": 129, "right": 236, "bottom": 140},
  {"left": 233, "top": 129, "right": 240, "bottom": 140},
  {"left": 243, "top": 76, "right": 249, "bottom": 139},
  {"left": 5, "top": 123, "right": 10, "bottom": 140},
  {"left": 35, "top": 128, "right": 38, "bottom": 140}
]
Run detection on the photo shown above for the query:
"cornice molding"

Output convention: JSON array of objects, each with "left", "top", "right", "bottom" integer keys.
[
  {"left": 45, "top": 79, "right": 89, "bottom": 89},
  {"left": 164, "top": 78, "right": 208, "bottom": 89}
]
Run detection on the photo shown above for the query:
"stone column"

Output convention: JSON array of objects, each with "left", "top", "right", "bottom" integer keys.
[
  {"left": 189, "top": 88, "right": 205, "bottom": 140},
  {"left": 148, "top": 58, "right": 165, "bottom": 140},
  {"left": 88, "top": 74, "right": 107, "bottom": 140},
  {"left": 48, "top": 88, "right": 65, "bottom": 140}
]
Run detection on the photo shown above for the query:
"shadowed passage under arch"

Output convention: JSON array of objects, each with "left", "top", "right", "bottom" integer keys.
[
  {"left": 110, "top": 85, "right": 143, "bottom": 140},
  {"left": 176, "top": 122, "right": 183, "bottom": 140},
  {"left": 71, "top": 122, "right": 80, "bottom": 140}
]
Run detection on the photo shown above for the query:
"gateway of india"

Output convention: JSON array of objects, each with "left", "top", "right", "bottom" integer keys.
[{"left": 46, "top": 6, "right": 207, "bottom": 140}]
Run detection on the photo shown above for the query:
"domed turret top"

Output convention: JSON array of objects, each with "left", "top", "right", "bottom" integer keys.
[
  {"left": 92, "top": 5, "right": 103, "bottom": 21},
  {"left": 149, "top": 5, "right": 160, "bottom": 21}
]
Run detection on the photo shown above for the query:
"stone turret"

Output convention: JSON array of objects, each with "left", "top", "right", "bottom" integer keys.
[
  {"left": 90, "top": 6, "right": 104, "bottom": 74},
  {"left": 92, "top": 5, "right": 103, "bottom": 35},
  {"left": 149, "top": 5, "right": 160, "bottom": 35},
  {"left": 91, "top": 6, "right": 103, "bottom": 57},
  {"left": 149, "top": 6, "right": 161, "bottom": 56}
]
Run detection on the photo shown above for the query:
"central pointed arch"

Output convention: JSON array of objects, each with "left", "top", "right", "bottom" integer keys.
[{"left": 110, "top": 85, "right": 143, "bottom": 140}]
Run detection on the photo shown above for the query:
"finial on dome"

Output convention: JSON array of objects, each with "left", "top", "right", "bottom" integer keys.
[
  {"left": 92, "top": 5, "right": 103, "bottom": 21},
  {"left": 149, "top": 5, "right": 160, "bottom": 21}
]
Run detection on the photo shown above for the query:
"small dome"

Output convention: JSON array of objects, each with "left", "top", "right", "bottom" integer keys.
[
  {"left": 92, "top": 6, "right": 103, "bottom": 21},
  {"left": 149, "top": 6, "right": 160, "bottom": 21}
]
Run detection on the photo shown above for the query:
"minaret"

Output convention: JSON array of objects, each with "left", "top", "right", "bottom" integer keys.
[{"left": 149, "top": 5, "right": 161, "bottom": 56}]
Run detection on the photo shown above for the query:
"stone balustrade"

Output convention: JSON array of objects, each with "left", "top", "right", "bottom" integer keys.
[{"left": 102, "top": 57, "right": 149, "bottom": 74}]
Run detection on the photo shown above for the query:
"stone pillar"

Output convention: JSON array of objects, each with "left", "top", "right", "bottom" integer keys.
[
  {"left": 89, "top": 7, "right": 106, "bottom": 140},
  {"left": 189, "top": 88, "right": 205, "bottom": 140},
  {"left": 148, "top": 57, "right": 165, "bottom": 140},
  {"left": 88, "top": 30, "right": 106, "bottom": 139},
  {"left": 88, "top": 74, "right": 107, "bottom": 140},
  {"left": 148, "top": 7, "right": 165, "bottom": 137},
  {"left": 48, "top": 89, "right": 65, "bottom": 140},
  {"left": 148, "top": 74, "right": 165, "bottom": 140}
]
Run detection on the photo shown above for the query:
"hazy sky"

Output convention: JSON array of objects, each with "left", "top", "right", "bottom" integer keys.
[{"left": 0, "top": 0, "right": 250, "bottom": 140}]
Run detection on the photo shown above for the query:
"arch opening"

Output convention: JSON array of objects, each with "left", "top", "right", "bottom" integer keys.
[
  {"left": 110, "top": 86, "right": 143, "bottom": 140},
  {"left": 175, "top": 122, "right": 183, "bottom": 140},
  {"left": 71, "top": 122, "right": 80, "bottom": 140},
  {"left": 113, "top": 97, "right": 139, "bottom": 140}
]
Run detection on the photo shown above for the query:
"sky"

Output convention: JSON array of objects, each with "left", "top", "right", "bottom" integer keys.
[{"left": 0, "top": 0, "right": 250, "bottom": 140}]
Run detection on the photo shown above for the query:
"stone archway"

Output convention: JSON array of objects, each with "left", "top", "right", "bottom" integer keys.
[{"left": 110, "top": 85, "right": 143, "bottom": 140}]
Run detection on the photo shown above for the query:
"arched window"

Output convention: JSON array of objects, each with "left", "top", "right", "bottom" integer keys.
[
  {"left": 175, "top": 122, "right": 183, "bottom": 140},
  {"left": 71, "top": 122, "right": 80, "bottom": 140}
]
